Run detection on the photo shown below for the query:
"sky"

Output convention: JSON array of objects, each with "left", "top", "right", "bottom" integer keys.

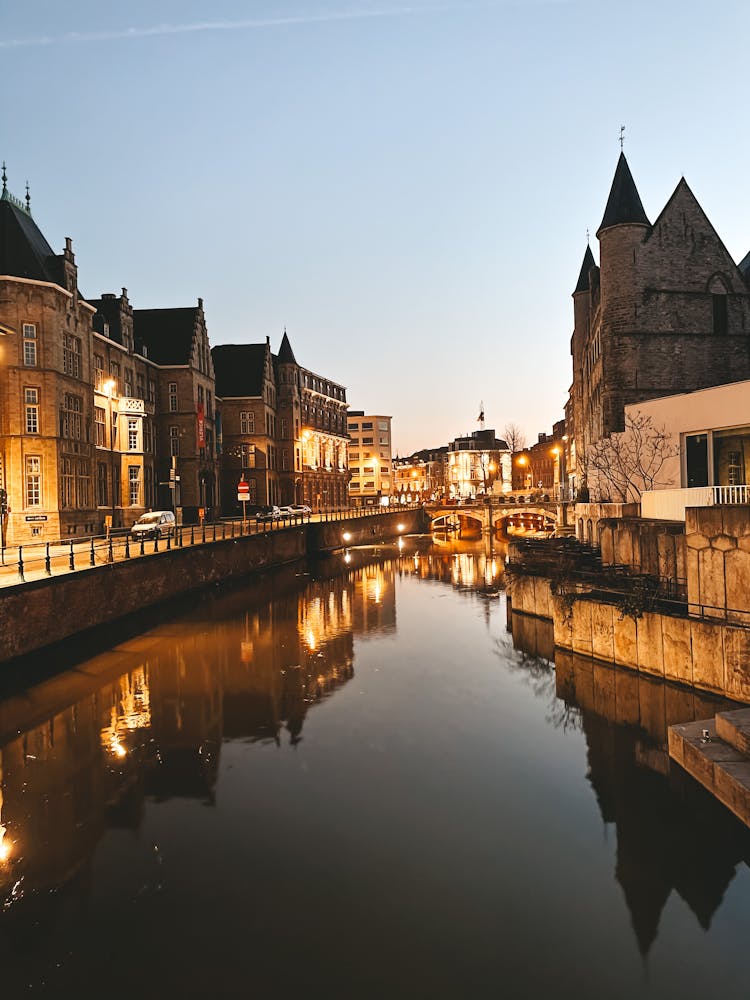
[{"left": 4, "top": 0, "right": 750, "bottom": 455}]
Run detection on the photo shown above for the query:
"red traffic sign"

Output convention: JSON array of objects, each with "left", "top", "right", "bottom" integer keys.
[{"left": 238, "top": 480, "right": 250, "bottom": 496}]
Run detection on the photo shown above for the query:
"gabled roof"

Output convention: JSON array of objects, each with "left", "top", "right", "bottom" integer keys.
[
  {"left": 277, "top": 330, "right": 297, "bottom": 364},
  {"left": 212, "top": 343, "right": 268, "bottom": 397},
  {"left": 574, "top": 245, "right": 596, "bottom": 294},
  {"left": 597, "top": 152, "right": 650, "bottom": 236},
  {"left": 0, "top": 188, "right": 66, "bottom": 286},
  {"left": 738, "top": 250, "right": 750, "bottom": 279},
  {"left": 134, "top": 307, "right": 197, "bottom": 365}
]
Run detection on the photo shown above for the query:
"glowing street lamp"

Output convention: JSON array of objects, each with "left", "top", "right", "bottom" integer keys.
[{"left": 103, "top": 378, "right": 117, "bottom": 532}]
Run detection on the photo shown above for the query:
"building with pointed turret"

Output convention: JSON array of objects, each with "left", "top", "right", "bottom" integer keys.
[
  {"left": 566, "top": 152, "right": 750, "bottom": 497},
  {"left": 213, "top": 331, "right": 349, "bottom": 512}
]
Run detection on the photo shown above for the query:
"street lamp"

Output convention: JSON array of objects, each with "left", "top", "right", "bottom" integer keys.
[
  {"left": 516, "top": 454, "right": 533, "bottom": 492},
  {"left": 103, "top": 378, "right": 117, "bottom": 532},
  {"left": 551, "top": 446, "right": 561, "bottom": 499}
]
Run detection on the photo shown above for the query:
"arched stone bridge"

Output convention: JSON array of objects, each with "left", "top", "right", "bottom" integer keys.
[{"left": 424, "top": 500, "right": 559, "bottom": 535}]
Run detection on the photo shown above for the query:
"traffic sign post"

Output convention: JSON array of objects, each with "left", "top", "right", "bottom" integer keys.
[{"left": 237, "top": 478, "right": 250, "bottom": 532}]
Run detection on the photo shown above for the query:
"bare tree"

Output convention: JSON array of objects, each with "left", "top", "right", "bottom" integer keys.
[
  {"left": 586, "top": 411, "right": 679, "bottom": 503},
  {"left": 503, "top": 422, "right": 526, "bottom": 452}
]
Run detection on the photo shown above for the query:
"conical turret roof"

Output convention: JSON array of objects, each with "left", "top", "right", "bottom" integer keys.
[
  {"left": 574, "top": 244, "right": 596, "bottom": 293},
  {"left": 277, "top": 330, "right": 297, "bottom": 364},
  {"left": 597, "top": 152, "right": 650, "bottom": 236}
]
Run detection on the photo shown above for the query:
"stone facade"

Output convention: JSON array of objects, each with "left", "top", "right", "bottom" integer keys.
[{"left": 567, "top": 153, "right": 750, "bottom": 496}]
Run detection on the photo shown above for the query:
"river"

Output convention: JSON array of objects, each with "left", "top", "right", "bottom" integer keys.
[{"left": 0, "top": 535, "right": 749, "bottom": 998}]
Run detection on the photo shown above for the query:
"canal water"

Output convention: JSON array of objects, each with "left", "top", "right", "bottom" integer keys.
[{"left": 0, "top": 536, "right": 749, "bottom": 998}]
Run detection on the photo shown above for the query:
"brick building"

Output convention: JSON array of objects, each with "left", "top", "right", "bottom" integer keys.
[
  {"left": 347, "top": 411, "right": 393, "bottom": 506},
  {"left": 213, "top": 331, "right": 349, "bottom": 512},
  {"left": 567, "top": 152, "right": 750, "bottom": 496}
]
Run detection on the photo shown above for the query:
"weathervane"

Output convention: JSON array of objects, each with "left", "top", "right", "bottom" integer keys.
[{"left": 619, "top": 125, "right": 625, "bottom": 150}]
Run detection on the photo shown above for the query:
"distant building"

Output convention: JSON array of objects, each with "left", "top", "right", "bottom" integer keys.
[
  {"left": 347, "top": 411, "right": 392, "bottom": 506},
  {"left": 511, "top": 420, "right": 566, "bottom": 495},
  {"left": 568, "top": 152, "right": 750, "bottom": 496},
  {"left": 213, "top": 331, "right": 348, "bottom": 512},
  {"left": 392, "top": 447, "right": 448, "bottom": 502},
  {"left": 446, "top": 429, "right": 510, "bottom": 499}
]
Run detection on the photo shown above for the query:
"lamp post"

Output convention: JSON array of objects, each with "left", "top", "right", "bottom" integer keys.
[
  {"left": 103, "top": 378, "right": 117, "bottom": 532},
  {"left": 516, "top": 454, "right": 533, "bottom": 493},
  {"left": 551, "top": 446, "right": 561, "bottom": 500}
]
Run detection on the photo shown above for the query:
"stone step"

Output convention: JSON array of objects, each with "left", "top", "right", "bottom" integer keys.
[
  {"left": 716, "top": 707, "right": 750, "bottom": 756},
  {"left": 669, "top": 717, "right": 750, "bottom": 828}
]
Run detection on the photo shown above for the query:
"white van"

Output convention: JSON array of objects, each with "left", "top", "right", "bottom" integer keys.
[{"left": 131, "top": 510, "right": 176, "bottom": 540}]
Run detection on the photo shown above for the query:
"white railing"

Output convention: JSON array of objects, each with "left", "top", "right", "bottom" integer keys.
[{"left": 641, "top": 485, "right": 750, "bottom": 521}]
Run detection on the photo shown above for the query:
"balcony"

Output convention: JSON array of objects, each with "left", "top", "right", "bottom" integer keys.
[{"left": 641, "top": 485, "right": 750, "bottom": 521}]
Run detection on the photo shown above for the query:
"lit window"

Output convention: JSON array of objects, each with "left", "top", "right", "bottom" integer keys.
[
  {"left": 168, "top": 382, "right": 178, "bottom": 412},
  {"left": 169, "top": 425, "right": 179, "bottom": 456},
  {"left": 128, "top": 418, "right": 138, "bottom": 451},
  {"left": 129, "top": 466, "right": 140, "bottom": 506},
  {"left": 26, "top": 455, "right": 41, "bottom": 507},
  {"left": 23, "top": 324, "right": 37, "bottom": 366},
  {"left": 25, "top": 387, "right": 39, "bottom": 433}
]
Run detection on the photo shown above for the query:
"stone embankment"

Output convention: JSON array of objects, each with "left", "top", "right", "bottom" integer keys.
[
  {"left": 506, "top": 530, "right": 750, "bottom": 703},
  {"left": 0, "top": 509, "right": 427, "bottom": 664}
]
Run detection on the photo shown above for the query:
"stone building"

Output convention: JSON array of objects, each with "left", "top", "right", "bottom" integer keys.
[
  {"left": 511, "top": 420, "right": 566, "bottom": 495},
  {"left": 392, "top": 447, "right": 448, "bottom": 502},
  {"left": 446, "top": 428, "right": 510, "bottom": 499},
  {"left": 0, "top": 170, "right": 219, "bottom": 544},
  {"left": 213, "top": 331, "right": 349, "bottom": 512},
  {"left": 568, "top": 152, "right": 750, "bottom": 495},
  {"left": 134, "top": 303, "right": 219, "bottom": 521},
  {"left": 0, "top": 174, "right": 98, "bottom": 543}
]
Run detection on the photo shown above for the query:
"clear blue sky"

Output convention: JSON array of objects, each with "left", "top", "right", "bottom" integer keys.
[{"left": 4, "top": 0, "right": 749, "bottom": 454}]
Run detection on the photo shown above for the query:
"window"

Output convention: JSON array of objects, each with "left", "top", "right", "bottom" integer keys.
[
  {"left": 362, "top": 422, "right": 373, "bottom": 430},
  {"left": 241, "top": 444, "right": 256, "bottom": 469},
  {"left": 26, "top": 456, "right": 41, "bottom": 507},
  {"left": 23, "top": 324, "right": 37, "bottom": 366},
  {"left": 136, "top": 373, "right": 145, "bottom": 400},
  {"left": 94, "top": 354, "right": 104, "bottom": 389},
  {"left": 713, "top": 294, "right": 728, "bottom": 335},
  {"left": 168, "top": 382, "right": 178, "bottom": 412},
  {"left": 169, "top": 425, "right": 179, "bottom": 456},
  {"left": 144, "top": 465, "right": 154, "bottom": 507},
  {"left": 282, "top": 450, "right": 289, "bottom": 470},
  {"left": 109, "top": 361, "right": 120, "bottom": 393},
  {"left": 95, "top": 406, "right": 106, "bottom": 446},
  {"left": 77, "top": 461, "right": 90, "bottom": 508},
  {"left": 61, "top": 394, "right": 83, "bottom": 439},
  {"left": 129, "top": 466, "right": 140, "bottom": 506},
  {"left": 147, "top": 378, "right": 155, "bottom": 403},
  {"left": 124, "top": 369, "right": 133, "bottom": 397},
  {"left": 240, "top": 411, "right": 255, "bottom": 434},
  {"left": 25, "top": 388, "right": 39, "bottom": 434},
  {"left": 61, "top": 458, "right": 74, "bottom": 508},
  {"left": 207, "top": 390, "right": 212, "bottom": 414},
  {"left": 362, "top": 437, "right": 374, "bottom": 446},
  {"left": 349, "top": 423, "right": 359, "bottom": 432},
  {"left": 379, "top": 437, "right": 389, "bottom": 446},
  {"left": 97, "top": 462, "right": 108, "bottom": 506},
  {"left": 63, "top": 335, "right": 81, "bottom": 377},
  {"left": 378, "top": 421, "right": 389, "bottom": 431},
  {"left": 128, "top": 419, "right": 139, "bottom": 451},
  {"left": 686, "top": 433, "right": 709, "bottom": 488}
]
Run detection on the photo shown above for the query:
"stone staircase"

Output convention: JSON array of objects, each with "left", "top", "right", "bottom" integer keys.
[{"left": 669, "top": 708, "right": 750, "bottom": 827}]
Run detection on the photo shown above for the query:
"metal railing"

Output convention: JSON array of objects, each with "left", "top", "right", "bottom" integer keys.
[
  {"left": 641, "top": 485, "right": 750, "bottom": 521},
  {"left": 0, "top": 503, "right": 423, "bottom": 588}
]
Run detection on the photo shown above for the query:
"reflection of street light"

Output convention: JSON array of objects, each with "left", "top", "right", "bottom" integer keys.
[{"left": 103, "top": 378, "right": 117, "bottom": 530}]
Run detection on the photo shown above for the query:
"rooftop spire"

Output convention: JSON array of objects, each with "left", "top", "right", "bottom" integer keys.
[
  {"left": 597, "top": 152, "right": 650, "bottom": 236},
  {"left": 574, "top": 244, "right": 596, "bottom": 294},
  {"left": 1, "top": 162, "right": 6, "bottom": 192},
  {"left": 25, "top": 181, "right": 30, "bottom": 213},
  {"left": 278, "top": 328, "right": 297, "bottom": 364}
]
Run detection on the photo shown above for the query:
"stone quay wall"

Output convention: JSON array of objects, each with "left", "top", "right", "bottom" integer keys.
[
  {"left": 509, "top": 573, "right": 750, "bottom": 703},
  {"left": 0, "top": 509, "right": 427, "bottom": 663}
]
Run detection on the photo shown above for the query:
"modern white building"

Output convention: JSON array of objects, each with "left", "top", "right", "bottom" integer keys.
[
  {"left": 618, "top": 380, "right": 750, "bottom": 520},
  {"left": 347, "top": 412, "right": 392, "bottom": 506}
]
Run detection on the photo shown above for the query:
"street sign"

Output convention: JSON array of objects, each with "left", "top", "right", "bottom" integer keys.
[{"left": 237, "top": 479, "right": 250, "bottom": 503}]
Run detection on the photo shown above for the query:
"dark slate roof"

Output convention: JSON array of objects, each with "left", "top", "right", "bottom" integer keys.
[
  {"left": 0, "top": 190, "right": 65, "bottom": 285},
  {"left": 277, "top": 330, "right": 297, "bottom": 364},
  {"left": 212, "top": 344, "right": 268, "bottom": 397},
  {"left": 88, "top": 295, "right": 126, "bottom": 345},
  {"left": 134, "top": 308, "right": 197, "bottom": 365},
  {"left": 574, "top": 245, "right": 596, "bottom": 294},
  {"left": 738, "top": 250, "right": 750, "bottom": 279},
  {"left": 597, "top": 152, "right": 650, "bottom": 235}
]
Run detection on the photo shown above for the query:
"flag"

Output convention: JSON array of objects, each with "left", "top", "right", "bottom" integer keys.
[{"left": 477, "top": 407, "right": 484, "bottom": 423}]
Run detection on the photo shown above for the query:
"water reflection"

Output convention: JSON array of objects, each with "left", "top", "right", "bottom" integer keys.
[
  {"left": 510, "top": 609, "right": 750, "bottom": 956},
  {"left": 0, "top": 540, "right": 749, "bottom": 996}
]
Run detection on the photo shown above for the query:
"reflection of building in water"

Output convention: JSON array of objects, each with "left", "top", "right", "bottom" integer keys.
[
  {"left": 555, "top": 650, "right": 750, "bottom": 956},
  {"left": 220, "top": 575, "right": 354, "bottom": 746},
  {"left": 408, "top": 540, "right": 503, "bottom": 595},
  {"left": 352, "top": 561, "right": 397, "bottom": 637}
]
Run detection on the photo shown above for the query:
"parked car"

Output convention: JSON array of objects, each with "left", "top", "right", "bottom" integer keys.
[
  {"left": 255, "top": 505, "right": 282, "bottom": 521},
  {"left": 286, "top": 504, "right": 312, "bottom": 516},
  {"left": 131, "top": 510, "right": 176, "bottom": 540}
]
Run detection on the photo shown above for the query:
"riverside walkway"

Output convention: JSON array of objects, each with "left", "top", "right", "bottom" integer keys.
[{"left": 0, "top": 505, "right": 422, "bottom": 590}]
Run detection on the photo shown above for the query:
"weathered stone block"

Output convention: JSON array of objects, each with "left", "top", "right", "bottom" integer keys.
[
  {"left": 636, "top": 610, "right": 665, "bottom": 678},
  {"left": 571, "top": 599, "right": 593, "bottom": 656},
  {"left": 613, "top": 613, "right": 638, "bottom": 669},
  {"left": 662, "top": 615, "right": 693, "bottom": 686},
  {"left": 712, "top": 534, "right": 737, "bottom": 552},
  {"left": 591, "top": 602, "right": 615, "bottom": 662},
  {"left": 687, "top": 531, "right": 710, "bottom": 551},
  {"left": 723, "top": 627, "right": 750, "bottom": 703},
  {"left": 697, "top": 546, "right": 727, "bottom": 616},
  {"left": 725, "top": 549, "right": 750, "bottom": 620},
  {"left": 690, "top": 620, "right": 725, "bottom": 694}
]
